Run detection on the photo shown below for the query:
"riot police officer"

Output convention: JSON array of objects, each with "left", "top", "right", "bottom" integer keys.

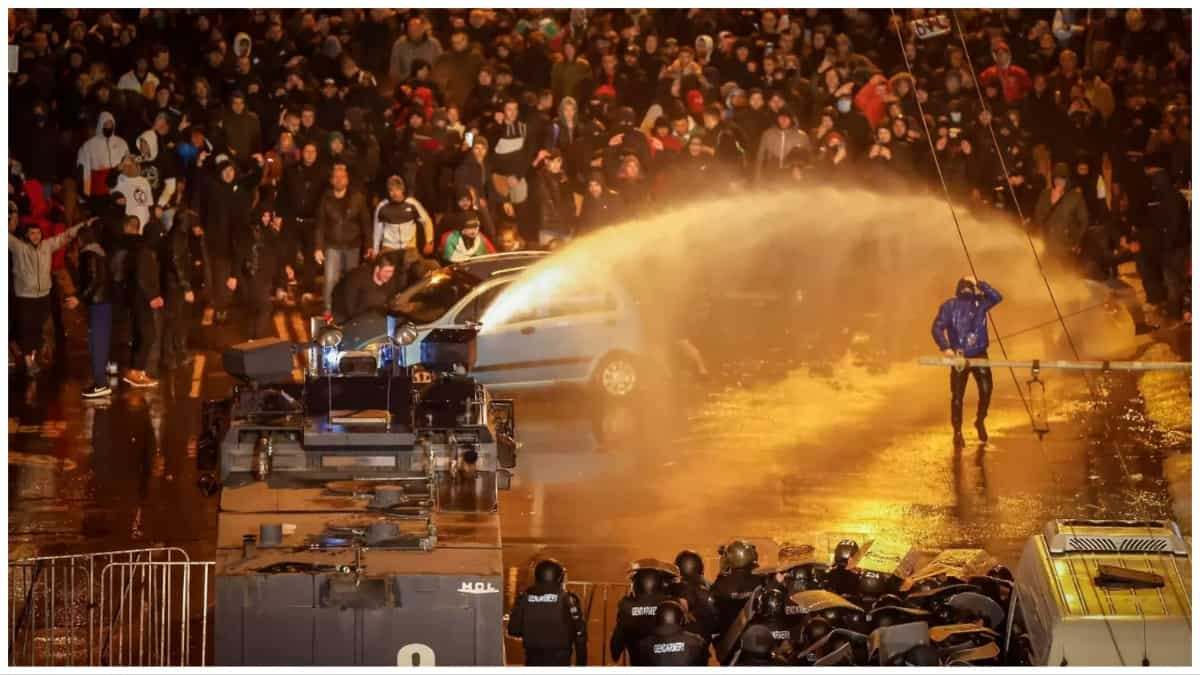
[
  {"left": 672, "top": 549, "right": 719, "bottom": 643},
  {"left": 745, "top": 587, "right": 795, "bottom": 648},
  {"left": 508, "top": 559, "right": 588, "bottom": 666},
  {"left": 610, "top": 564, "right": 676, "bottom": 666},
  {"left": 826, "top": 539, "right": 862, "bottom": 598},
  {"left": 710, "top": 540, "right": 764, "bottom": 639},
  {"left": 635, "top": 600, "right": 710, "bottom": 666}
]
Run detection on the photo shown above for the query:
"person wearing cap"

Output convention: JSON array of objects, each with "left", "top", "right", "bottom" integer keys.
[
  {"left": 220, "top": 90, "right": 263, "bottom": 159},
  {"left": 439, "top": 211, "right": 495, "bottom": 264},
  {"left": 977, "top": 40, "right": 1032, "bottom": 106},
  {"left": 316, "top": 77, "right": 346, "bottom": 133},
  {"left": 1032, "top": 161, "right": 1090, "bottom": 262}
]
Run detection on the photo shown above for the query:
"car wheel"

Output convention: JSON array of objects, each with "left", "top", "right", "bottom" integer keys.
[{"left": 595, "top": 353, "right": 638, "bottom": 398}]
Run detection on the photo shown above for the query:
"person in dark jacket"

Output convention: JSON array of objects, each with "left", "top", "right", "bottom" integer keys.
[
  {"left": 931, "top": 276, "right": 1003, "bottom": 446},
  {"left": 219, "top": 91, "right": 263, "bottom": 159},
  {"left": 72, "top": 221, "right": 113, "bottom": 397},
  {"left": 125, "top": 215, "right": 163, "bottom": 388},
  {"left": 611, "top": 569, "right": 676, "bottom": 666},
  {"left": 635, "top": 600, "right": 709, "bottom": 667},
  {"left": 330, "top": 253, "right": 400, "bottom": 325},
  {"left": 234, "top": 208, "right": 290, "bottom": 339},
  {"left": 200, "top": 153, "right": 263, "bottom": 323},
  {"left": 533, "top": 148, "right": 574, "bottom": 245},
  {"left": 507, "top": 559, "right": 588, "bottom": 666},
  {"left": 315, "top": 163, "right": 372, "bottom": 315},
  {"left": 579, "top": 172, "right": 621, "bottom": 234},
  {"left": 454, "top": 136, "right": 511, "bottom": 221},
  {"left": 278, "top": 142, "right": 328, "bottom": 299},
  {"left": 161, "top": 207, "right": 197, "bottom": 368},
  {"left": 1032, "top": 162, "right": 1090, "bottom": 264}
]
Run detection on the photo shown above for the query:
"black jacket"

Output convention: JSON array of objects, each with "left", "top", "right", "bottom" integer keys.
[
  {"left": 710, "top": 569, "right": 764, "bottom": 639},
  {"left": 164, "top": 210, "right": 196, "bottom": 294},
  {"left": 77, "top": 243, "right": 113, "bottom": 305},
  {"left": 330, "top": 264, "right": 400, "bottom": 324},
  {"left": 279, "top": 160, "right": 329, "bottom": 221},
  {"left": 236, "top": 222, "right": 291, "bottom": 303},
  {"left": 507, "top": 581, "right": 588, "bottom": 665},
  {"left": 200, "top": 163, "right": 262, "bottom": 258},
  {"left": 132, "top": 232, "right": 162, "bottom": 301},
  {"left": 535, "top": 167, "right": 573, "bottom": 230},
  {"left": 635, "top": 625, "right": 710, "bottom": 667},
  {"left": 315, "top": 189, "right": 372, "bottom": 251},
  {"left": 610, "top": 591, "right": 673, "bottom": 666}
]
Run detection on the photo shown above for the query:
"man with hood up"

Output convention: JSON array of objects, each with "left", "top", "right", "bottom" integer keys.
[
  {"left": 755, "top": 107, "right": 810, "bottom": 183},
  {"left": 77, "top": 111, "right": 129, "bottom": 198},
  {"left": 931, "top": 276, "right": 1003, "bottom": 446}
]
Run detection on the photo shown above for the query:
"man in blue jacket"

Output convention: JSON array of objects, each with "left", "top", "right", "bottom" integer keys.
[{"left": 931, "top": 276, "right": 1003, "bottom": 446}]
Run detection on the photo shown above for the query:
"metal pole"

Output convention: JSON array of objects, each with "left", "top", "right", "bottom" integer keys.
[{"left": 919, "top": 357, "right": 1191, "bottom": 372}]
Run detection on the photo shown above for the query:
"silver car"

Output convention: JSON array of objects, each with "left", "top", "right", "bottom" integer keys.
[{"left": 341, "top": 254, "right": 645, "bottom": 398}]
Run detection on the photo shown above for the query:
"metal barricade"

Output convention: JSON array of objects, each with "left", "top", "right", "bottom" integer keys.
[
  {"left": 98, "top": 560, "right": 214, "bottom": 667},
  {"left": 8, "top": 548, "right": 214, "bottom": 667},
  {"left": 563, "top": 580, "right": 630, "bottom": 666}
]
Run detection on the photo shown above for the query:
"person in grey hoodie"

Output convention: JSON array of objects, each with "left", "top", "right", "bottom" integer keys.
[
  {"left": 9, "top": 217, "right": 89, "bottom": 373},
  {"left": 390, "top": 15, "right": 443, "bottom": 86},
  {"left": 755, "top": 108, "right": 810, "bottom": 183}
]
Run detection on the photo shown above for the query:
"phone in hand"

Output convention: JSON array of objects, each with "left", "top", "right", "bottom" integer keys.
[{"left": 464, "top": 131, "right": 475, "bottom": 147}]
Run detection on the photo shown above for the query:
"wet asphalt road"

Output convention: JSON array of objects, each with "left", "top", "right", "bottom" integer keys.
[{"left": 9, "top": 304, "right": 1185, "bottom": 586}]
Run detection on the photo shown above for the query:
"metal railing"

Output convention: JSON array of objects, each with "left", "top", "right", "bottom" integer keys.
[{"left": 9, "top": 548, "right": 214, "bottom": 667}]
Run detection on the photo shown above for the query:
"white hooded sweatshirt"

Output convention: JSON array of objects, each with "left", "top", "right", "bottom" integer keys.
[
  {"left": 76, "top": 112, "right": 129, "bottom": 196},
  {"left": 136, "top": 128, "right": 177, "bottom": 207}
]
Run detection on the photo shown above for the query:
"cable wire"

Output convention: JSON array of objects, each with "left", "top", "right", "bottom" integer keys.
[
  {"left": 887, "top": 9, "right": 1035, "bottom": 427},
  {"left": 949, "top": 9, "right": 1094, "bottom": 395}
]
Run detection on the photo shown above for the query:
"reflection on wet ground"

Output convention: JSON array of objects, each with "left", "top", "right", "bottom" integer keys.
[{"left": 8, "top": 316, "right": 1184, "bottom": 590}]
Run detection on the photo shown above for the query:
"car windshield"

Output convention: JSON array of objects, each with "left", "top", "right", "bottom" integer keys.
[{"left": 388, "top": 271, "right": 479, "bottom": 325}]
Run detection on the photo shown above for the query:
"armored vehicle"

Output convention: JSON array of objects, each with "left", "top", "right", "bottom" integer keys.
[{"left": 199, "top": 323, "right": 517, "bottom": 666}]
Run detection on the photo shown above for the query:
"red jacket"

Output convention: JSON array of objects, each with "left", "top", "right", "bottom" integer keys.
[
  {"left": 978, "top": 64, "right": 1032, "bottom": 105},
  {"left": 854, "top": 74, "right": 890, "bottom": 128}
]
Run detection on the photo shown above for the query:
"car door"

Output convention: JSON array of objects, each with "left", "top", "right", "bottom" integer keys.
[{"left": 469, "top": 283, "right": 620, "bottom": 387}]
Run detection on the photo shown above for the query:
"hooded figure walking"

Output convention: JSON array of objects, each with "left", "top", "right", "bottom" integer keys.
[{"left": 931, "top": 276, "right": 1003, "bottom": 446}]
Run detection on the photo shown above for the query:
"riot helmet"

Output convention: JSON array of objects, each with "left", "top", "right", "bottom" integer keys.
[
  {"left": 720, "top": 539, "right": 758, "bottom": 571},
  {"left": 656, "top": 599, "right": 686, "bottom": 628},
  {"left": 675, "top": 549, "right": 704, "bottom": 579},
  {"left": 802, "top": 615, "right": 833, "bottom": 645},
  {"left": 832, "top": 539, "right": 859, "bottom": 568},
  {"left": 632, "top": 568, "right": 664, "bottom": 596},
  {"left": 533, "top": 558, "right": 565, "bottom": 585},
  {"left": 761, "top": 587, "right": 787, "bottom": 619},
  {"left": 740, "top": 624, "right": 775, "bottom": 657}
]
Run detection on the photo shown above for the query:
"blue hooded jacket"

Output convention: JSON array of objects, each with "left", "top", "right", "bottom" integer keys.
[{"left": 931, "top": 280, "right": 1003, "bottom": 357}]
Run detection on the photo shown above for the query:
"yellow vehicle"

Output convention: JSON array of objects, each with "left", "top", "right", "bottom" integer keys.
[{"left": 1014, "top": 519, "right": 1191, "bottom": 667}]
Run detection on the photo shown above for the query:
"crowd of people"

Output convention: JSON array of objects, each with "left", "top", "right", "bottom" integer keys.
[{"left": 7, "top": 8, "right": 1192, "bottom": 398}]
